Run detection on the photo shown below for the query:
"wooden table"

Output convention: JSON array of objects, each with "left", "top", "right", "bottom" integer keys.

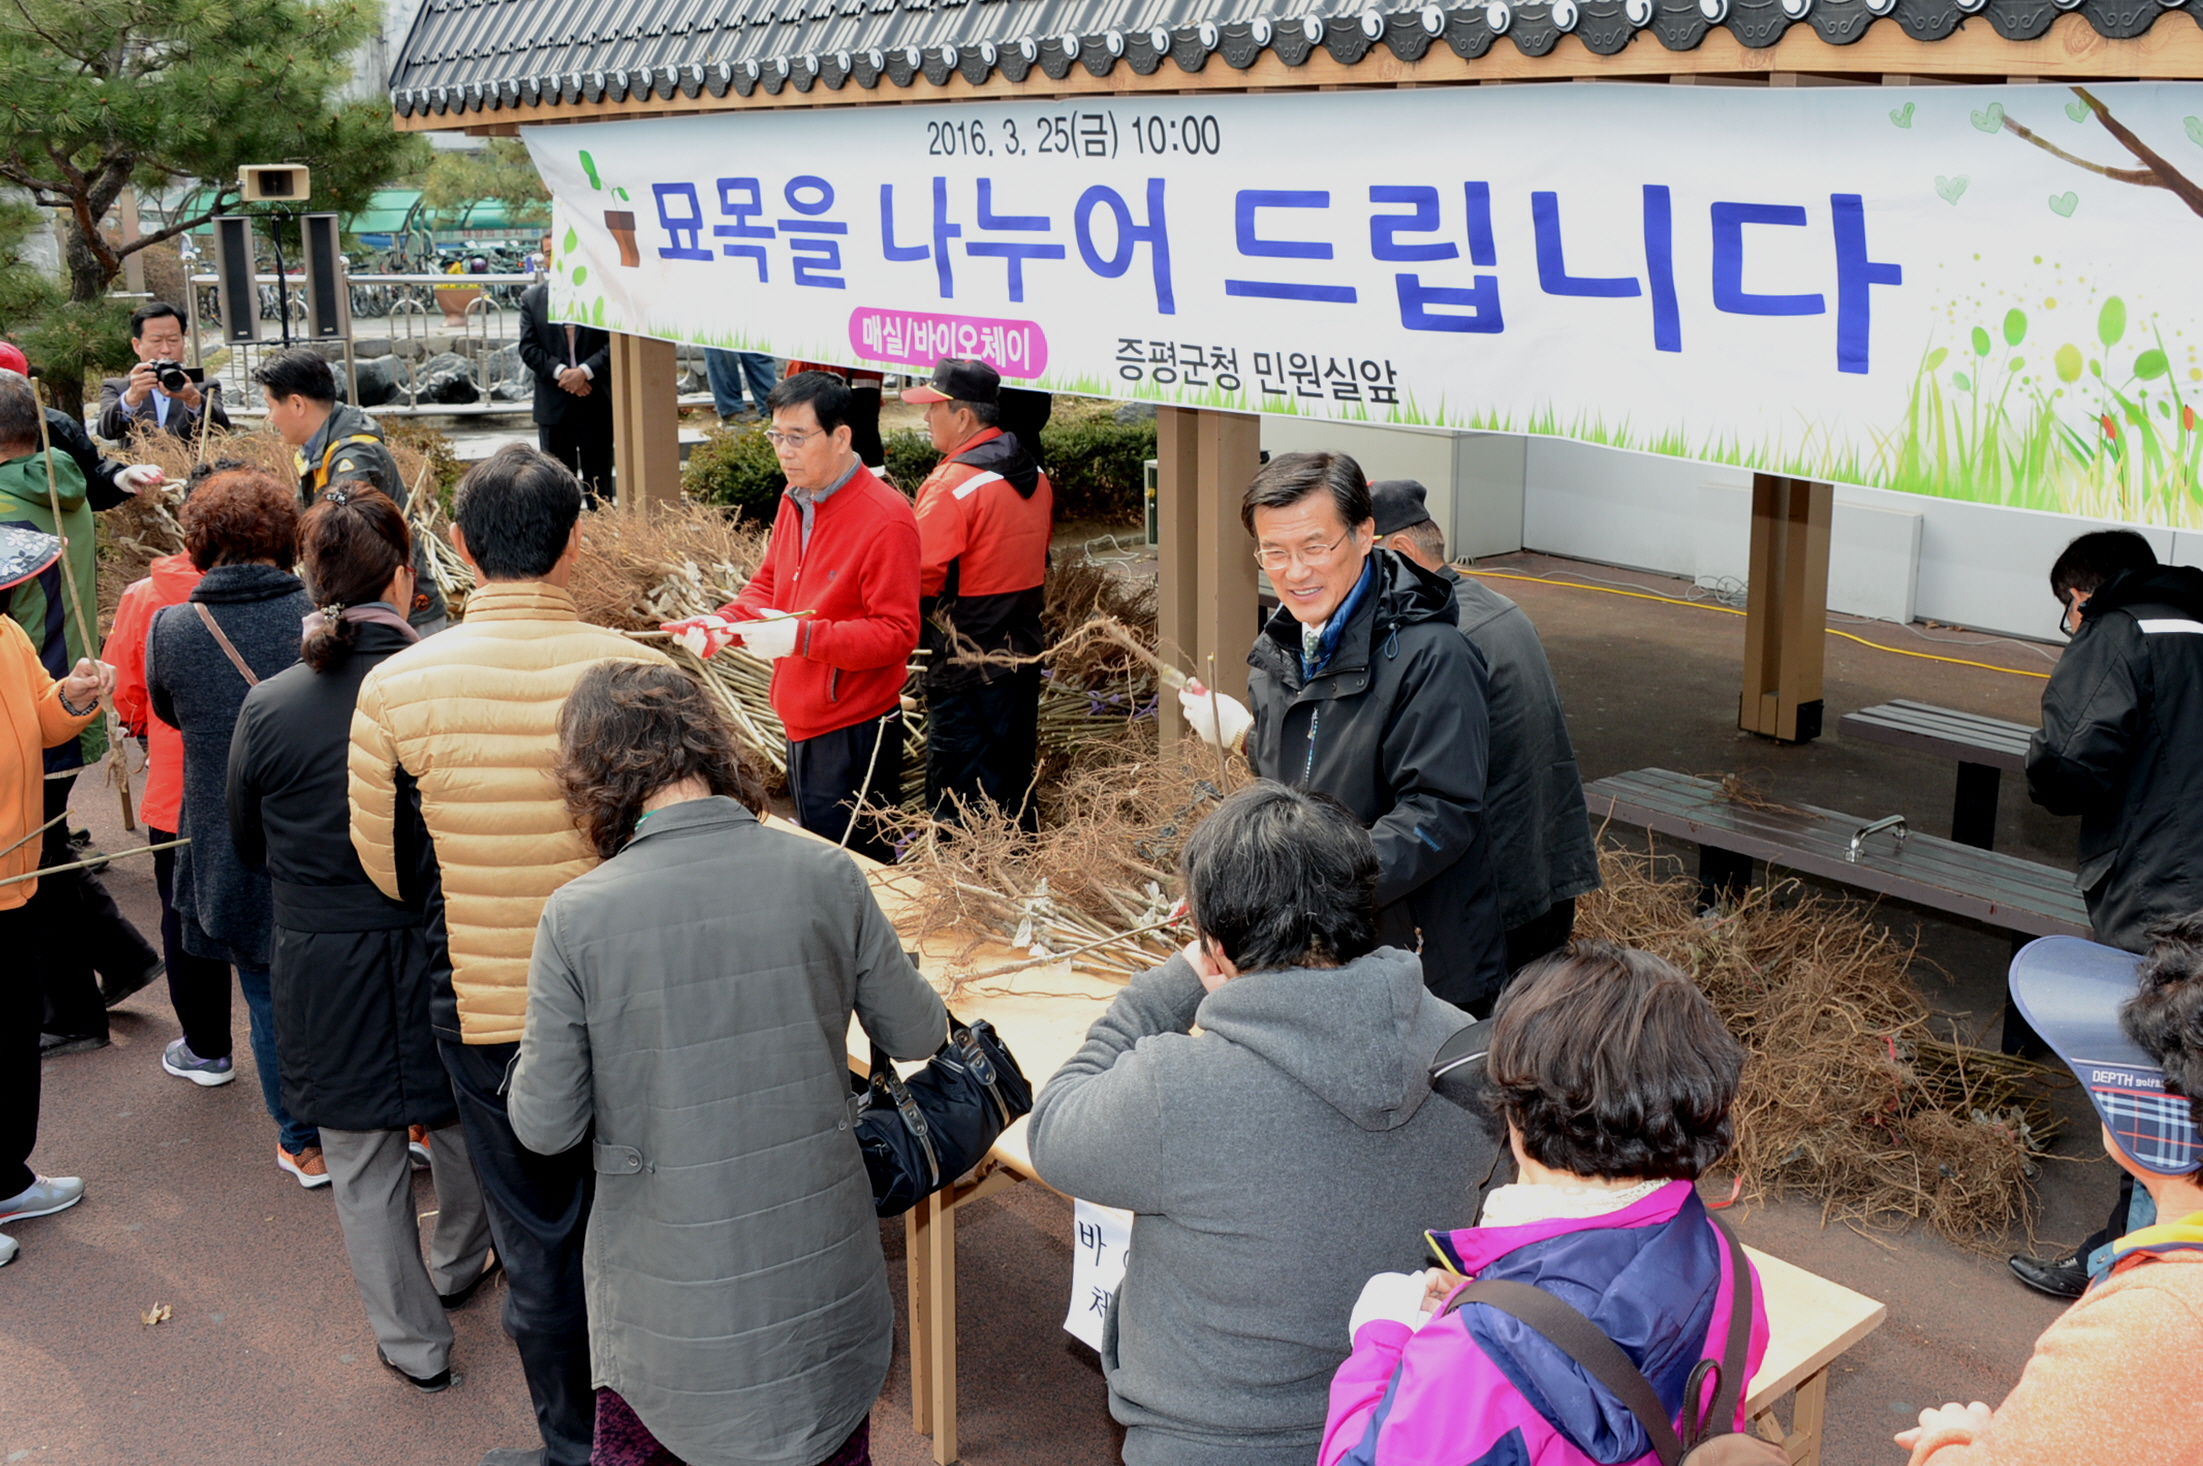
[
  {"left": 843, "top": 842, "right": 1887, "bottom": 1466},
  {"left": 1837, "top": 700, "right": 2037, "bottom": 850}
]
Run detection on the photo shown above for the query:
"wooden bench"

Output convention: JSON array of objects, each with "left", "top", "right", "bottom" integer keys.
[
  {"left": 839, "top": 836, "right": 1887, "bottom": 1466},
  {"left": 1837, "top": 700, "right": 2037, "bottom": 850},
  {"left": 1584, "top": 768, "right": 2087, "bottom": 1050}
]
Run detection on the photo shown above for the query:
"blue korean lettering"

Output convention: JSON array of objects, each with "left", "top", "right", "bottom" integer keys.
[
  {"left": 715, "top": 178, "right": 774, "bottom": 282},
  {"left": 1390, "top": 183, "right": 1501, "bottom": 334},
  {"left": 967, "top": 179, "right": 1065, "bottom": 303},
  {"left": 1710, "top": 202, "right": 1825, "bottom": 317},
  {"left": 1831, "top": 194, "right": 1902, "bottom": 376},
  {"left": 881, "top": 179, "right": 960, "bottom": 298},
  {"left": 1074, "top": 180, "right": 1175, "bottom": 316},
  {"left": 1369, "top": 187, "right": 1456, "bottom": 263},
  {"left": 1531, "top": 192, "right": 1639, "bottom": 298},
  {"left": 1395, "top": 274, "right": 1503, "bottom": 334},
  {"left": 1227, "top": 190, "right": 1355, "bottom": 304},
  {"left": 1643, "top": 185, "right": 1680, "bottom": 354},
  {"left": 779, "top": 175, "right": 846, "bottom": 290},
  {"left": 652, "top": 183, "right": 713, "bottom": 261}
]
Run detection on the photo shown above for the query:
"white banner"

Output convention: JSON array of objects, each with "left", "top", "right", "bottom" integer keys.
[
  {"left": 526, "top": 83, "right": 2203, "bottom": 526},
  {"left": 1064, "top": 1198, "right": 1131, "bottom": 1351}
]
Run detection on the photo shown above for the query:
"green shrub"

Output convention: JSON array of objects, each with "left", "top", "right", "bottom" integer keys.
[
  {"left": 684, "top": 425, "right": 786, "bottom": 520},
  {"left": 881, "top": 428, "right": 940, "bottom": 498},
  {"left": 1041, "top": 416, "right": 1154, "bottom": 522}
]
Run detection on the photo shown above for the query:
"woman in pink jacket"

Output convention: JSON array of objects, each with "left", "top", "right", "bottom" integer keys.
[{"left": 1322, "top": 942, "right": 1769, "bottom": 1466}]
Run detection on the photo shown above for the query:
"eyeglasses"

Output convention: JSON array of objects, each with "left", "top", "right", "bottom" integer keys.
[
  {"left": 764, "top": 428, "right": 821, "bottom": 449},
  {"left": 1253, "top": 528, "right": 1357, "bottom": 574}
]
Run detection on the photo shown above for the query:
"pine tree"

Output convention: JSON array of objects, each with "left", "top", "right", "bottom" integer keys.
[{"left": 0, "top": 0, "right": 426, "bottom": 411}]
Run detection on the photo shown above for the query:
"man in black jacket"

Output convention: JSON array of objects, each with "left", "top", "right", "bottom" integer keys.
[
  {"left": 518, "top": 238, "right": 612, "bottom": 505},
  {"left": 2009, "top": 527, "right": 2203, "bottom": 1300},
  {"left": 1178, "top": 452, "right": 1508, "bottom": 1008}
]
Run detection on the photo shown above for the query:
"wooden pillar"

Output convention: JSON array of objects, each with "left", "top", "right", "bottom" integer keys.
[
  {"left": 1155, "top": 407, "right": 1260, "bottom": 748},
  {"left": 1738, "top": 473, "right": 1833, "bottom": 744},
  {"left": 609, "top": 331, "right": 681, "bottom": 511}
]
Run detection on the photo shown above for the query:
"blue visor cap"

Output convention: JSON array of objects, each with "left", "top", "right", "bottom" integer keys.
[{"left": 2010, "top": 935, "right": 2202, "bottom": 1177}]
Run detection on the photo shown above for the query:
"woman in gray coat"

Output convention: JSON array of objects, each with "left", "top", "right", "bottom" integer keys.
[{"left": 510, "top": 661, "right": 946, "bottom": 1466}]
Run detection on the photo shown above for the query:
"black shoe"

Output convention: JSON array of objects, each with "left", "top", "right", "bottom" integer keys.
[
  {"left": 377, "top": 1349, "right": 458, "bottom": 1393},
  {"left": 2008, "top": 1250, "right": 2088, "bottom": 1299},
  {"left": 66, "top": 829, "right": 109, "bottom": 874},
  {"left": 38, "top": 1031, "right": 109, "bottom": 1058},
  {"left": 440, "top": 1254, "right": 502, "bottom": 1310},
  {"left": 100, "top": 958, "right": 164, "bottom": 1009}
]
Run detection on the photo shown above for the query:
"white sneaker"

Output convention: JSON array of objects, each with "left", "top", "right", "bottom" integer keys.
[
  {"left": 0, "top": 1232, "right": 17, "bottom": 1266},
  {"left": 161, "top": 1038, "right": 236, "bottom": 1087},
  {"left": 0, "top": 1175, "right": 85, "bottom": 1224}
]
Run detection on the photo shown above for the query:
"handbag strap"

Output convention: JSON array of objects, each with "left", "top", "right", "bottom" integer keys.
[
  {"left": 192, "top": 602, "right": 259, "bottom": 687},
  {"left": 1446, "top": 1212, "right": 1756, "bottom": 1466}
]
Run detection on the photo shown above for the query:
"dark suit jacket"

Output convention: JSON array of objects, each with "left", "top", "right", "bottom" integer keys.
[
  {"left": 517, "top": 283, "right": 612, "bottom": 428},
  {"left": 97, "top": 375, "right": 230, "bottom": 443}
]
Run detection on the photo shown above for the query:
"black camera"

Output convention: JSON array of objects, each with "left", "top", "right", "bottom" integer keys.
[{"left": 148, "top": 359, "right": 192, "bottom": 393}]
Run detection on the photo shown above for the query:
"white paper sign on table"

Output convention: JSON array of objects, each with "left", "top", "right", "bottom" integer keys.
[{"left": 1064, "top": 1198, "right": 1133, "bottom": 1350}]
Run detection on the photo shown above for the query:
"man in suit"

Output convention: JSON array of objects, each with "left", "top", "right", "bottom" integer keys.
[
  {"left": 518, "top": 236, "right": 614, "bottom": 506},
  {"left": 96, "top": 302, "right": 230, "bottom": 444}
]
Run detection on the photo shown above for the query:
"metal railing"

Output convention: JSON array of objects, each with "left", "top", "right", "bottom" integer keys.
[{"left": 186, "top": 271, "right": 540, "bottom": 416}]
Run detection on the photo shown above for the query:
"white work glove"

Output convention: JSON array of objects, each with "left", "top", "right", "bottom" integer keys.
[
  {"left": 662, "top": 613, "right": 741, "bottom": 660},
  {"left": 1346, "top": 1271, "right": 1438, "bottom": 1343},
  {"left": 113, "top": 464, "right": 164, "bottom": 496},
  {"left": 737, "top": 608, "right": 801, "bottom": 661},
  {"left": 1177, "top": 683, "right": 1252, "bottom": 751}
]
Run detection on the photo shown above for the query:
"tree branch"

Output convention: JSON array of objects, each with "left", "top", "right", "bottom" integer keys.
[
  {"left": 114, "top": 191, "right": 241, "bottom": 256},
  {"left": 2075, "top": 86, "right": 2203, "bottom": 220},
  {"left": 1999, "top": 115, "right": 2156, "bottom": 188}
]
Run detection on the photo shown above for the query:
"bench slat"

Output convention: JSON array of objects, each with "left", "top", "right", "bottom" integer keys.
[
  {"left": 1587, "top": 769, "right": 2089, "bottom": 937},
  {"left": 1838, "top": 700, "right": 2036, "bottom": 771}
]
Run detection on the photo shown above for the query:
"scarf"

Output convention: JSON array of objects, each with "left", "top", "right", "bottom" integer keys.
[{"left": 301, "top": 599, "right": 421, "bottom": 642}]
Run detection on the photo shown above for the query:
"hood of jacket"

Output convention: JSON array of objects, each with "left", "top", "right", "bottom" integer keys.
[
  {"left": 1252, "top": 547, "right": 1461, "bottom": 694},
  {"left": 2086, "top": 564, "right": 2203, "bottom": 623},
  {"left": 191, "top": 562, "right": 306, "bottom": 605},
  {"left": 949, "top": 426, "right": 1042, "bottom": 499},
  {"left": 1192, "top": 945, "right": 1465, "bottom": 1131},
  {"left": 1429, "top": 1181, "right": 1728, "bottom": 1465},
  {"left": 0, "top": 449, "right": 86, "bottom": 515},
  {"left": 149, "top": 553, "right": 202, "bottom": 601}
]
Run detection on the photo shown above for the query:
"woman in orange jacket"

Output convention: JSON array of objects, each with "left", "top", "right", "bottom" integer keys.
[{"left": 0, "top": 525, "right": 113, "bottom": 1267}]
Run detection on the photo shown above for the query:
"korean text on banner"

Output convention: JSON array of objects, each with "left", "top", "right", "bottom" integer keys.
[
  {"left": 528, "top": 82, "right": 2203, "bottom": 530},
  {"left": 1065, "top": 1198, "right": 1132, "bottom": 1351}
]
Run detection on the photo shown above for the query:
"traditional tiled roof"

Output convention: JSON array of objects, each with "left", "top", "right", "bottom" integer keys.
[{"left": 388, "top": 0, "right": 2203, "bottom": 118}]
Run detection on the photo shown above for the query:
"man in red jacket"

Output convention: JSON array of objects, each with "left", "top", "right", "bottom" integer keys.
[
  {"left": 902, "top": 359, "right": 1053, "bottom": 829},
  {"left": 663, "top": 371, "right": 919, "bottom": 861}
]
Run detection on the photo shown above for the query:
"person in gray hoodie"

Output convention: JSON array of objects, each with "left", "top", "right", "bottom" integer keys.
[{"left": 1027, "top": 781, "right": 1497, "bottom": 1466}]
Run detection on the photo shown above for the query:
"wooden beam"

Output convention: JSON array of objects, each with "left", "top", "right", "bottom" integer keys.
[
  {"left": 1193, "top": 410, "right": 1262, "bottom": 705},
  {"left": 1154, "top": 406, "right": 1203, "bottom": 755},
  {"left": 608, "top": 332, "right": 681, "bottom": 510},
  {"left": 398, "top": 14, "right": 2203, "bottom": 133},
  {"left": 1739, "top": 474, "right": 1833, "bottom": 745}
]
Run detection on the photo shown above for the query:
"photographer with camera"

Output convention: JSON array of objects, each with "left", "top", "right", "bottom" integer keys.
[{"left": 96, "top": 302, "right": 230, "bottom": 444}]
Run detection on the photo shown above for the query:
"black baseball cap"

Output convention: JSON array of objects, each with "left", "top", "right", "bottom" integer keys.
[
  {"left": 1371, "top": 479, "right": 1433, "bottom": 538},
  {"left": 2010, "top": 935, "right": 2202, "bottom": 1176},
  {"left": 900, "top": 358, "right": 1000, "bottom": 406}
]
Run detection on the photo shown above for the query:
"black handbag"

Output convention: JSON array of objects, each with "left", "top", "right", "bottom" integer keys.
[{"left": 855, "top": 1009, "right": 1033, "bottom": 1217}]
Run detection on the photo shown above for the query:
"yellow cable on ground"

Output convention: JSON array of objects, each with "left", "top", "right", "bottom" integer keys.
[{"left": 1464, "top": 569, "right": 2052, "bottom": 681}]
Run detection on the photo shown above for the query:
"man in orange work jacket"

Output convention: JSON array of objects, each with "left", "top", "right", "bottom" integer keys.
[{"left": 902, "top": 359, "right": 1053, "bottom": 831}]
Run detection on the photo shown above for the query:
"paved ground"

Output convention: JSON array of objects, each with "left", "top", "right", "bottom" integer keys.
[{"left": 1, "top": 548, "right": 2109, "bottom": 1466}]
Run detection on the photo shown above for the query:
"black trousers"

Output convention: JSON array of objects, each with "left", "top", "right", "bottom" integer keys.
[
  {"left": 33, "top": 776, "right": 157, "bottom": 1040},
  {"left": 1, "top": 903, "right": 45, "bottom": 1198},
  {"left": 539, "top": 418, "right": 614, "bottom": 504},
  {"left": 1503, "top": 897, "right": 1577, "bottom": 976},
  {"left": 152, "top": 829, "right": 234, "bottom": 1060},
  {"left": 787, "top": 711, "right": 904, "bottom": 865},
  {"left": 440, "top": 1037, "right": 595, "bottom": 1466},
  {"left": 925, "top": 668, "right": 1041, "bottom": 833}
]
